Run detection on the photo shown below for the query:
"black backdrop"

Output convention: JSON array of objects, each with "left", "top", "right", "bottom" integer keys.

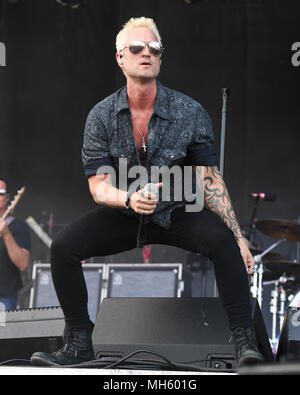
[{"left": 0, "top": 0, "right": 299, "bottom": 268}]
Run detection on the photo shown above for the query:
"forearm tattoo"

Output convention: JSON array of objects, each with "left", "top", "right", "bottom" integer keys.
[{"left": 203, "top": 166, "right": 243, "bottom": 241}]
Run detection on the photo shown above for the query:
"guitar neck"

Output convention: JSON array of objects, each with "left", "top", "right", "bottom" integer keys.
[{"left": 1, "top": 187, "right": 26, "bottom": 220}]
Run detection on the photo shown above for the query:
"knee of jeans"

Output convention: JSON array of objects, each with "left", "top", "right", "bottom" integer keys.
[{"left": 50, "top": 231, "right": 73, "bottom": 264}]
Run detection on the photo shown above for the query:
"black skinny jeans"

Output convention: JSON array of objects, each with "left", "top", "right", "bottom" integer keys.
[{"left": 50, "top": 205, "right": 253, "bottom": 332}]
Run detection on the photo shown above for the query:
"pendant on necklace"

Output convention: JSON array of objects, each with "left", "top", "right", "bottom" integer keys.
[{"left": 142, "top": 141, "right": 147, "bottom": 152}]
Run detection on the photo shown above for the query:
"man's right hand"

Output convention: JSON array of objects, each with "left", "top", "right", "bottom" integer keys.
[
  {"left": 0, "top": 219, "right": 9, "bottom": 237},
  {"left": 129, "top": 182, "right": 163, "bottom": 215}
]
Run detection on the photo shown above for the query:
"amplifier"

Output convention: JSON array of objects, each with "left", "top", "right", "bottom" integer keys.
[
  {"left": 105, "top": 263, "right": 183, "bottom": 298},
  {"left": 0, "top": 307, "right": 65, "bottom": 363},
  {"left": 29, "top": 263, "right": 105, "bottom": 323}
]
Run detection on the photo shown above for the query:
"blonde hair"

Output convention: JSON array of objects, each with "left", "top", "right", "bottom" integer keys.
[{"left": 116, "top": 17, "right": 162, "bottom": 53}]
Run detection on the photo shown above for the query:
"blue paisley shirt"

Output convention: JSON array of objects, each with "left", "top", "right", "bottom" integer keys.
[{"left": 82, "top": 81, "right": 218, "bottom": 229}]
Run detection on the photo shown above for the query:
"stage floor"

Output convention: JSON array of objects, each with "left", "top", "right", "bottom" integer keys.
[
  {"left": 0, "top": 363, "right": 299, "bottom": 375},
  {"left": 0, "top": 366, "right": 234, "bottom": 375}
]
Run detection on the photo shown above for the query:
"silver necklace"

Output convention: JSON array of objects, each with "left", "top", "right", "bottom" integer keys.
[{"left": 134, "top": 121, "right": 148, "bottom": 152}]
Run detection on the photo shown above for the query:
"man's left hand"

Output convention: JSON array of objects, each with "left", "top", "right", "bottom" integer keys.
[{"left": 237, "top": 238, "right": 255, "bottom": 275}]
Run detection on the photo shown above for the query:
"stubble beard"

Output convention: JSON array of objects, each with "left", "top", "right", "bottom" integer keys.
[{"left": 129, "top": 64, "right": 160, "bottom": 82}]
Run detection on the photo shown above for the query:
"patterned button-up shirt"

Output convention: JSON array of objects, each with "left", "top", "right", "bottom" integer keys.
[{"left": 82, "top": 81, "right": 218, "bottom": 229}]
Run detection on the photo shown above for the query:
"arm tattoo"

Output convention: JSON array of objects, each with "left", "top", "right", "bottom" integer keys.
[{"left": 203, "top": 166, "right": 243, "bottom": 241}]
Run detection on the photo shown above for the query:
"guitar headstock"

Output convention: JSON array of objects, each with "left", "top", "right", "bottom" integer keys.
[{"left": 17, "top": 187, "right": 26, "bottom": 197}]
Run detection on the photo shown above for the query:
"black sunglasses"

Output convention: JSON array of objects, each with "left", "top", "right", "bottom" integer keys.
[
  {"left": 0, "top": 189, "right": 7, "bottom": 196},
  {"left": 121, "top": 41, "right": 164, "bottom": 57}
]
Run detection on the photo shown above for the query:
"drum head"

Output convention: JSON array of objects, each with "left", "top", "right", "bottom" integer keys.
[{"left": 289, "top": 290, "right": 300, "bottom": 307}]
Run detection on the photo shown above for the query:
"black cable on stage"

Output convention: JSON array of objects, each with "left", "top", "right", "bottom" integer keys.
[
  {"left": 100, "top": 350, "right": 234, "bottom": 372},
  {"left": 45, "top": 350, "right": 177, "bottom": 370},
  {"left": 0, "top": 351, "right": 235, "bottom": 373},
  {"left": 45, "top": 349, "right": 235, "bottom": 373},
  {"left": 101, "top": 349, "right": 177, "bottom": 370}
]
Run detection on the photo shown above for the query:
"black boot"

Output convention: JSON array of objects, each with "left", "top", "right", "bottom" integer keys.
[
  {"left": 30, "top": 327, "right": 95, "bottom": 367},
  {"left": 232, "top": 327, "right": 264, "bottom": 369}
]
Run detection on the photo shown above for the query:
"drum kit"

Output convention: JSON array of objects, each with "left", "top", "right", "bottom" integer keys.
[{"left": 249, "top": 218, "right": 300, "bottom": 351}]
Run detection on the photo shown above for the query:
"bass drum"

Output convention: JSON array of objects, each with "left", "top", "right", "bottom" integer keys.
[{"left": 289, "top": 290, "right": 300, "bottom": 308}]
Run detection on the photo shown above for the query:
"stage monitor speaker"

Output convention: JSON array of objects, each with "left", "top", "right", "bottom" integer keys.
[
  {"left": 277, "top": 307, "right": 300, "bottom": 362},
  {"left": 0, "top": 307, "right": 65, "bottom": 363},
  {"left": 30, "top": 263, "right": 105, "bottom": 323},
  {"left": 92, "top": 297, "right": 273, "bottom": 370},
  {"left": 106, "top": 263, "right": 182, "bottom": 298}
]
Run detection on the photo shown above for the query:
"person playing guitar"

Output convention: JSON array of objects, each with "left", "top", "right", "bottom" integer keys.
[{"left": 0, "top": 177, "right": 30, "bottom": 311}]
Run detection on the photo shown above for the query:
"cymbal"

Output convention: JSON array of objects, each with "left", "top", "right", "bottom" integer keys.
[
  {"left": 250, "top": 248, "right": 284, "bottom": 261},
  {"left": 265, "top": 260, "right": 300, "bottom": 282},
  {"left": 255, "top": 219, "right": 300, "bottom": 241}
]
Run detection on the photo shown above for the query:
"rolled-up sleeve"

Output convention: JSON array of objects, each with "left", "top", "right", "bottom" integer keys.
[
  {"left": 186, "top": 105, "right": 218, "bottom": 166},
  {"left": 82, "top": 104, "right": 114, "bottom": 178}
]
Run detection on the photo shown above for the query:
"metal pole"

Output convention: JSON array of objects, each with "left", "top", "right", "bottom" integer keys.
[
  {"left": 214, "top": 88, "right": 230, "bottom": 297},
  {"left": 219, "top": 88, "right": 230, "bottom": 177}
]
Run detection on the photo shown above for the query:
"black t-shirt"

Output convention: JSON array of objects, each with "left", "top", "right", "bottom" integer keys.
[{"left": 0, "top": 217, "right": 31, "bottom": 298}]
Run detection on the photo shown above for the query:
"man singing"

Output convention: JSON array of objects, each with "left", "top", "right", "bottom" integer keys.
[
  {"left": 31, "top": 17, "right": 263, "bottom": 368},
  {"left": 0, "top": 177, "right": 30, "bottom": 310}
]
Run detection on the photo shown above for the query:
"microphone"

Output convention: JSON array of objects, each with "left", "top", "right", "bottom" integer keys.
[
  {"left": 141, "top": 183, "right": 160, "bottom": 198},
  {"left": 249, "top": 192, "right": 277, "bottom": 202},
  {"left": 136, "top": 183, "right": 159, "bottom": 248}
]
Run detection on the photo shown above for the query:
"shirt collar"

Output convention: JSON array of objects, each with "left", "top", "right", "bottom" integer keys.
[
  {"left": 116, "top": 86, "right": 130, "bottom": 113},
  {"left": 116, "top": 80, "right": 170, "bottom": 120},
  {"left": 153, "top": 81, "right": 170, "bottom": 120}
]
